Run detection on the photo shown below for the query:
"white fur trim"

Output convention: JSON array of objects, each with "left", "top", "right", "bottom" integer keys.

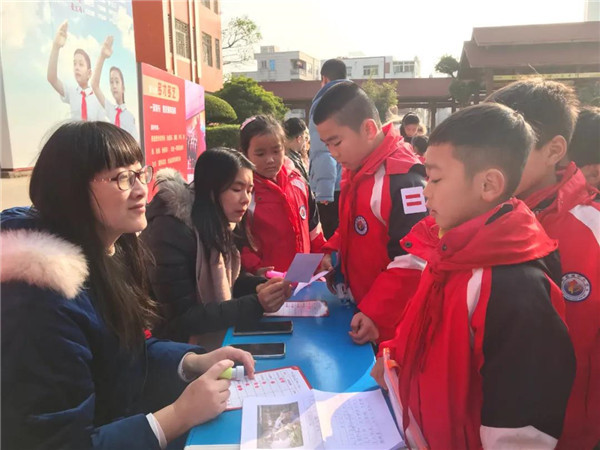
[
  {"left": 154, "top": 168, "right": 194, "bottom": 228},
  {"left": 1, "top": 229, "right": 88, "bottom": 299}
]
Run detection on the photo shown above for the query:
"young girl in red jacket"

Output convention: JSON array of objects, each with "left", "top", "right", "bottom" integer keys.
[{"left": 239, "top": 115, "right": 326, "bottom": 274}]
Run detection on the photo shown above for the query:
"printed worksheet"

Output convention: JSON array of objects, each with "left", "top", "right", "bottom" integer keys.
[
  {"left": 240, "top": 389, "right": 403, "bottom": 450},
  {"left": 264, "top": 300, "right": 329, "bottom": 318},
  {"left": 227, "top": 367, "right": 311, "bottom": 410}
]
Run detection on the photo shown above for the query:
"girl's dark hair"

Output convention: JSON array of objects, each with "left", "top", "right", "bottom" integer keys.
[
  {"left": 283, "top": 117, "right": 307, "bottom": 139},
  {"left": 110, "top": 66, "right": 125, "bottom": 103},
  {"left": 239, "top": 115, "right": 285, "bottom": 155},
  {"left": 569, "top": 106, "right": 600, "bottom": 166},
  {"left": 191, "top": 147, "right": 256, "bottom": 259},
  {"left": 29, "top": 121, "right": 156, "bottom": 352},
  {"left": 401, "top": 112, "right": 420, "bottom": 126}
]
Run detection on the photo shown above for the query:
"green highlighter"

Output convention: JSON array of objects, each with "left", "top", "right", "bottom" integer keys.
[{"left": 219, "top": 366, "right": 245, "bottom": 380}]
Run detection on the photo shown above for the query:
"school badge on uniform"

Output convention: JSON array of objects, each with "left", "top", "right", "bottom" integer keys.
[
  {"left": 299, "top": 205, "right": 307, "bottom": 220},
  {"left": 561, "top": 272, "right": 591, "bottom": 302},
  {"left": 354, "top": 215, "right": 368, "bottom": 235}
]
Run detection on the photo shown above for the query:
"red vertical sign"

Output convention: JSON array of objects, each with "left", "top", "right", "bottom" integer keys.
[{"left": 140, "top": 63, "right": 186, "bottom": 201}]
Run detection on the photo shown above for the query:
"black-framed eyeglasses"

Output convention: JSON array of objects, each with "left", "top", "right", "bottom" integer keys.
[{"left": 93, "top": 166, "right": 154, "bottom": 191}]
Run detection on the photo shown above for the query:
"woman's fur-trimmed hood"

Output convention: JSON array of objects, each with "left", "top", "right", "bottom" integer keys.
[
  {"left": 1, "top": 229, "right": 88, "bottom": 299},
  {"left": 148, "top": 168, "right": 194, "bottom": 228}
]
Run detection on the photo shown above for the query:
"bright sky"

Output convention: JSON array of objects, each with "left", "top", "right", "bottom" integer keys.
[{"left": 221, "top": 0, "right": 587, "bottom": 77}]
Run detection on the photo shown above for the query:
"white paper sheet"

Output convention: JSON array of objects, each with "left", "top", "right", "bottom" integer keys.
[
  {"left": 240, "top": 389, "right": 403, "bottom": 450},
  {"left": 227, "top": 367, "right": 311, "bottom": 410},
  {"left": 284, "top": 253, "right": 325, "bottom": 283},
  {"left": 264, "top": 300, "right": 329, "bottom": 318}
]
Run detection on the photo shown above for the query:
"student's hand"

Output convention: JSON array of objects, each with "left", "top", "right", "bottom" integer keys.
[
  {"left": 370, "top": 357, "right": 387, "bottom": 390},
  {"left": 257, "top": 277, "right": 292, "bottom": 312},
  {"left": 320, "top": 254, "right": 333, "bottom": 271},
  {"left": 182, "top": 346, "right": 256, "bottom": 379},
  {"left": 101, "top": 35, "right": 114, "bottom": 59},
  {"left": 349, "top": 312, "right": 379, "bottom": 344},
  {"left": 54, "top": 20, "right": 68, "bottom": 48},
  {"left": 255, "top": 266, "right": 275, "bottom": 277}
]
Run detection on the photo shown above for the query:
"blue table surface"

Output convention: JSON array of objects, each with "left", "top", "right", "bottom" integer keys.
[{"left": 185, "top": 281, "right": 378, "bottom": 447}]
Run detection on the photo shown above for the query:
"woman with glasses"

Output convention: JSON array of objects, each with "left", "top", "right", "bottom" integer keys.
[
  {"left": 142, "top": 148, "right": 291, "bottom": 346},
  {"left": 1, "top": 121, "right": 255, "bottom": 449}
]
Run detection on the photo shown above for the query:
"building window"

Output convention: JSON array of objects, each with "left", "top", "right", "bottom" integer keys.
[
  {"left": 260, "top": 60, "right": 267, "bottom": 69},
  {"left": 269, "top": 59, "right": 275, "bottom": 71},
  {"left": 215, "top": 38, "right": 221, "bottom": 69},
  {"left": 363, "top": 65, "right": 379, "bottom": 76},
  {"left": 201, "top": 0, "right": 210, "bottom": 8},
  {"left": 393, "top": 61, "right": 415, "bottom": 74},
  {"left": 346, "top": 66, "right": 352, "bottom": 77},
  {"left": 214, "top": 0, "right": 219, "bottom": 13},
  {"left": 202, "top": 32, "right": 213, "bottom": 66},
  {"left": 175, "top": 19, "right": 191, "bottom": 59}
]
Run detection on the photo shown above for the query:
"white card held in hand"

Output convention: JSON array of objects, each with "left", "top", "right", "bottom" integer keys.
[{"left": 284, "top": 253, "right": 325, "bottom": 283}]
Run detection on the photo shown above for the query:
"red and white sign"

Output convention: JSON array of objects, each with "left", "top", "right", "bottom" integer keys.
[{"left": 401, "top": 186, "right": 427, "bottom": 214}]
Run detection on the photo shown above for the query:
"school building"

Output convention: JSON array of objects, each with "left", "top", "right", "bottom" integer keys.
[
  {"left": 132, "top": 0, "right": 223, "bottom": 93},
  {"left": 458, "top": 21, "right": 600, "bottom": 96}
]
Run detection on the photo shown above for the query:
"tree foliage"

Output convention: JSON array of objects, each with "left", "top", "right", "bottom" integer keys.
[
  {"left": 361, "top": 79, "right": 398, "bottom": 122},
  {"left": 449, "top": 79, "right": 482, "bottom": 107},
  {"left": 577, "top": 81, "right": 600, "bottom": 106},
  {"left": 215, "top": 76, "right": 288, "bottom": 123},
  {"left": 435, "top": 55, "right": 460, "bottom": 78},
  {"left": 222, "top": 16, "right": 262, "bottom": 66},
  {"left": 205, "top": 94, "right": 237, "bottom": 125}
]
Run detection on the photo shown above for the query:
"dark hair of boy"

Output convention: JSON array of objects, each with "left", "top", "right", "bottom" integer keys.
[
  {"left": 402, "top": 112, "right": 420, "bottom": 126},
  {"left": 568, "top": 106, "right": 600, "bottom": 166},
  {"left": 313, "top": 81, "right": 381, "bottom": 131},
  {"left": 485, "top": 78, "right": 579, "bottom": 149},
  {"left": 191, "top": 147, "right": 256, "bottom": 259},
  {"left": 320, "top": 59, "right": 347, "bottom": 81},
  {"left": 411, "top": 135, "right": 429, "bottom": 156},
  {"left": 283, "top": 117, "right": 307, "bottom": 139},
  {"left": 429, "top": 102, "right": 535, "bottom": 199},
  {"left": 74, "top": 48, "right": 91, "bottom": 70},
  {"left": 239, "top": 115, "right": 285, "bottom": 155}
]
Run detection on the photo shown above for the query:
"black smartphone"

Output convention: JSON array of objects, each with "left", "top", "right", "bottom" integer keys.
[
  {"left": 233, "top": 321, "right": 293, "bottom": 336},
  {"left": 231, "top": 342, "right": 286, "bottom": 359}
]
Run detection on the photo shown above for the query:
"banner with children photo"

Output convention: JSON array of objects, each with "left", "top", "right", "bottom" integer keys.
[{"left": 1, "top": 0, "right": 139, "bottom": 170}]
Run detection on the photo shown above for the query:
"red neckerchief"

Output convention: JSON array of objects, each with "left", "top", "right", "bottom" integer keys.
[
  {"left": 338, "top": 124, "right": 420, "bottom": 285},
  {"left": 524, "top": 162, "right": 599, "bottom": 220},
  {"left": 397, "top": 198, "right": 557, "bottom": 434}
]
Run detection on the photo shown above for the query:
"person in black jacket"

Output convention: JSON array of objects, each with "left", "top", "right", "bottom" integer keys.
[{"left": 142, "top": 148, "right": 291, "bottom": 345}]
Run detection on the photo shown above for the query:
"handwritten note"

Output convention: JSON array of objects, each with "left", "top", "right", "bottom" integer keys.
[
  {"left": 265, "top": 300, "right": 329, "bottom": 318},
  {"left": 227, "top": 367, "right": 311, "bottom": 410}
]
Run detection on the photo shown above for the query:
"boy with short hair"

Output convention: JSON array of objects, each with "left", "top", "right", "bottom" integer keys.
[
  {"left": 314, "top": 81, "right": 427, "bottom": 343},
  {"left": 47, "top": 20, "right": 105, "bottom": 121},
  {"left": 373, "top": 103, "right": 575, "bottom": 449},
  {"left": 487, "top": 79, "right": 600, "bottom": 449},
  {"left": 569, "top": 106, "right": 600, "bottom": 188}
]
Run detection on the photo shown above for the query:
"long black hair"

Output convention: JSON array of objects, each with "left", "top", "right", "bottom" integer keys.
[
  {"left": 191, "top": 147, "right": 255, "bottom": 259},
  {"left": 29, "top": 121, "right": 156, "bottom": 352}
]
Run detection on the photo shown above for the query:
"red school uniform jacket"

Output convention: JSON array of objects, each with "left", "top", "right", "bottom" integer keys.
[
  {"left": 323, "top": 124, "right": 427, "bottom": 341},
  {"left": 241, "top": 159, "right": 326, "bottom": 273},
  {"left": 524, "top": 162, "right": 600, "bottom": 450},
  {"left": 382, "top": 199, "right": 575, "bottom": 450}
]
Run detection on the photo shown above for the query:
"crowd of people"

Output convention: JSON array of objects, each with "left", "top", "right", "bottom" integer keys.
[{"left": 1, "top": 56, "right": 599, "bottom": 450}]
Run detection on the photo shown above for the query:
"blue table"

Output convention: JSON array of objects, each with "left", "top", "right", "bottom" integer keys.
[{"left": 185, "top": 281, "right": 378, "bottom": 448}]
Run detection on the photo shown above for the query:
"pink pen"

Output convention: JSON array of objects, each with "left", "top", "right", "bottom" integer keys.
[{"left": 265, "top": 270, "right": 286, "bottom": 279}]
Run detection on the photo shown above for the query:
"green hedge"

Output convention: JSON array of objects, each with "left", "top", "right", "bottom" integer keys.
[
  {"left": 205, "top": 124, "right": 240, "bottom": 150},
  {"left": 205, "top": 94, "right": 237, "bottom": 125}
]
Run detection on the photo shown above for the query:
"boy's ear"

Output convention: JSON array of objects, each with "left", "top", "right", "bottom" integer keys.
[
  {"left": 542, "top": 135, "right": 568, "bottom": 167},
  {"left": 479, "top": 168, "right": 506, "bottom": 203},
  {"left": 362, "top": 119, "right": 379, "bottom": 140}
]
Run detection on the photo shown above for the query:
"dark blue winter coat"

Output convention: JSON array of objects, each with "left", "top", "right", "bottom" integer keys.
[{"left": 1, "top": 207, "right": 203, "bottom": 449}]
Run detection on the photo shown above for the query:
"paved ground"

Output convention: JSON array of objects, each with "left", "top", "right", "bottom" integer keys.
[{"left": 1, "top": 176, "right": 31, "bottom": 210}]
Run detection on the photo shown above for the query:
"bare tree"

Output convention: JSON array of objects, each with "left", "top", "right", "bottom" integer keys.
[{"left": 222, "top": 16, "right": 262, "bottom": 66}]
